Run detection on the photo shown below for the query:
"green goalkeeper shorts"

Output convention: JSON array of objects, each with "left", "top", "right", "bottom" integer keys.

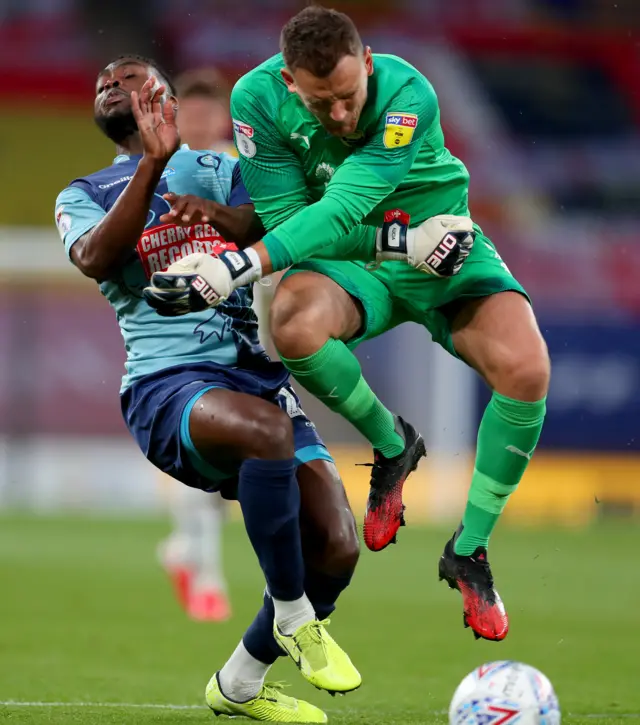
[{"left": 283, "top": 231, "right": 529, "bottom": 358}]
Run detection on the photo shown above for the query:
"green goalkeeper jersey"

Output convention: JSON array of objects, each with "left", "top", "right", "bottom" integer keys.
[{"left": 230, "top": 53, "right": 470, "bottom": 267}]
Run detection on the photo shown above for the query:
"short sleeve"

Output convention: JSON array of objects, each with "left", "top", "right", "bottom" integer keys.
[{"left": 54, "top": 185, "right": 106, "bottom": 259}]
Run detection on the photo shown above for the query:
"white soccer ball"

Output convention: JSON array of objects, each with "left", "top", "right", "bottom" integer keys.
[{"left": 449, "top": 661, "right": 561, "bottom": 725}]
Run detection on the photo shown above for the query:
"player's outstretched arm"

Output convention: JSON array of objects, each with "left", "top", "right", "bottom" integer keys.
[{"left": 69, "top": 77, "right": 179, "bottom": 279}]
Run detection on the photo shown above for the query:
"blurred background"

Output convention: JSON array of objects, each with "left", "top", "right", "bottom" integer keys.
[{"left": 1, "top": 0, "right": 639, "bottom": 524}]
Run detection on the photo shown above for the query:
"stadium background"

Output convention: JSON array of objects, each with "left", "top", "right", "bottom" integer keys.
[
  {"left": 0, "top": 1, "right": 639, "bottom": 723},
  {"left": 2, "top": 0, "right": 638, "bottom": 524}
]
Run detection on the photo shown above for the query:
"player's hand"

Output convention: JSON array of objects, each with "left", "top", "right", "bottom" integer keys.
[
  {"left": 160, "top": 193, "right": 218, "bottom": 225},
  {"left": 376, "top": 212, "right": 475, "bottom": 277},
  {"left": 131, "top": 76, "right": 180, "bottom": 164},
  {"left": 143, "top": 253, "right": 233, "bottom": 316}
]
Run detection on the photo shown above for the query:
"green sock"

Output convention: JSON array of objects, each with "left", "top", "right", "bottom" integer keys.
[
  {"left": 454, "top": 392, "right": 547, "bottom": 556},
  {"left": 281, "top": 339, "right": 405, "bottom": 458}
]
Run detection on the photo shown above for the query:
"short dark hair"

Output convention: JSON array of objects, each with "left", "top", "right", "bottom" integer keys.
[
  {"left": 99, "top": 54, "right": 176, "bottom": 96},
  {"left": 280, "top": 5, "right": 363, "bottom": 78},
  {"left": 174, "top": 68, "right": 229, "bottom": 101}
]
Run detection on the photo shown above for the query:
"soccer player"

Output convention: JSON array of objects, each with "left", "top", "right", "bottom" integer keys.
[
  {"left": 174, "top": 67, "right": 236, "bottom": 155},
  {"left": 54, "top": 55, "right": 361, "bottom": 722},
  {"left": 157, "top": 68, "right": 237, "bottom": 623},
  {"left": 144, "top": 6, "right": 551, "bottom": 643}
]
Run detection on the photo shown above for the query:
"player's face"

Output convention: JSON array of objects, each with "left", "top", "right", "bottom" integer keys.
[
  {"left": 283, "top": 48, "right": 373, "bottom": 137},
  {"left": 94, "top": 60, "right": 162, "bottom": 144},
  {"left": 177, "top": 96, "right": 231, "bottom": 150}
]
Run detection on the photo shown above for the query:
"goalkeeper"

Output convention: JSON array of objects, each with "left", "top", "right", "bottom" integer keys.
[{"left": 145, "top": 6, "right": 551, "bottom": 644}]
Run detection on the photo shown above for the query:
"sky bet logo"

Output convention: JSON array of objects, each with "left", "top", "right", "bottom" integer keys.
[
  {"left": 232, "top": 119, "right": 254, "bottom": 138},
  {"left": 386, "top": 113, "right": 417, "bottom": 127},
  {"left": 383, "top": 113, "right": 418, "bottom": 148}
]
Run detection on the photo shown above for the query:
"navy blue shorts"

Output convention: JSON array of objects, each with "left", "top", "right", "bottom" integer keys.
[{"left": 121, "top": 361, "right": 332, "bottom": 496}]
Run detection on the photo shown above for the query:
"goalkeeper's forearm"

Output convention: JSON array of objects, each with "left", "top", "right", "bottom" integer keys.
[
  {"left": 246, "top": 212, "right": 476, "bottom": 280},
  {"left": 251, "top": 224, "right": 377, "bottom": 275}
]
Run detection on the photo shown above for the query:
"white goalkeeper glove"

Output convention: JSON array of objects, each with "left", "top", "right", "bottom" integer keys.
[
  {"left": 143, "top": 250, "right": 261, "bottom": 317},
  {"left": 376, "top": 210, "right": 475, "bottom": 276}
]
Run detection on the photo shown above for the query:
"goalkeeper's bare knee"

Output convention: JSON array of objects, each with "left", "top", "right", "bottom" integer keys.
[{"left": 270, "top": 272, "right": 363, "bottom": 359}]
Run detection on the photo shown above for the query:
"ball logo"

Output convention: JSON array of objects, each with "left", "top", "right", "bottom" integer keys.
[
  {"left": 477, "top": 662, "right": 511, "bottom": 680},
  {"left": 487, "top": 705, "right": 521, "bottom": 725}
]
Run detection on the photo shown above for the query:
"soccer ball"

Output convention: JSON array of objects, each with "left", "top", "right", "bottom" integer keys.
[{"left": 449, "top": 661, "right": 561, "bottom": 725}]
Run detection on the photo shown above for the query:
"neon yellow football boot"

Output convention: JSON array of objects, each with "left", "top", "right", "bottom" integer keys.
[
  {"left": 205, "top": 673, "right": 327, "bottom": 723},
  {"left": 273, "top": 619, "right": 361, "bottom": 695}
]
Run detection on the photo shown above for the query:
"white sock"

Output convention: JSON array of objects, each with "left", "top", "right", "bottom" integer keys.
[
  {"left": 218, "top": 641, "right": 270, "bottom": 702},
  {"left": 160, "top": 483, "right": 204, "bottom": 569},
  {"left": 272, "top": 593, "right": 315, "bottom": 635},
  {"left": 194, "top": 492, "right": 226, "bottom": 592}
]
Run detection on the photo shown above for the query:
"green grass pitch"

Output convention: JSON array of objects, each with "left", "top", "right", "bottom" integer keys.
[{"left": 0, "top": 514, "right": 637, "bottom": 724}]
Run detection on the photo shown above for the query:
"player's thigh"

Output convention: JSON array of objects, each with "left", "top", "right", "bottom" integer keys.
[
  {"left": 187, "top": 387, "right": 294, "bottom": 465},
  {"left": 270, "top": 268, "right": 362, "bottom": 356},
  {"left": 297, "top": 459, "right": 359, "bottom": 573},
  {"left": 123, "top": 366, "right": 295, "bottom": 492},
  {"left": 389, "top": 232, "right": 531, "bottom": 356},
  {"left": 448, "top": 292, "right": 550, "bottom": 400},
  {"left": 279, "top": 260, "right": 397, "bottom": 351}
]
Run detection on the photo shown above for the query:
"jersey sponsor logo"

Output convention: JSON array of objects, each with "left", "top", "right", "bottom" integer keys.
[
  {"left": 55, "top": 205, "right": 72, "bottom": 238},
  {"left": 232, "top": 119, "right": 254, "bottom": 138},
  {"left": 136, "top": 222, "right": 238, "bottom": 278},
  {"left": 383, "top": 112, "right": 418, "bottom": 148}
]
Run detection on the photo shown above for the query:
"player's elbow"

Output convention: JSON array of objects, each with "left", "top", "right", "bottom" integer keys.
[
  {"left": 72, "top": 252, "right": 104, "bottom": 280},
  {"left": 70, "top": 236, "right": 110, "bottom": 280}
]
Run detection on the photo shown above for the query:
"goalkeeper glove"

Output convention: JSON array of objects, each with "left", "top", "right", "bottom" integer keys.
[
  {"left": 143, "top": 250, "right": 261, "bottom": 317},
  {"left": 376, "top": 210, "right": 475, "bottom": 276}
]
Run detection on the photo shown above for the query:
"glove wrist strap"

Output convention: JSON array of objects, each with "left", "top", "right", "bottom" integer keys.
[
  {"left": 219, "top": 247, "right": 263, "bottom": 289},
  {"left": 376, "top": 209, "right": 412, "bottom": 263}
]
